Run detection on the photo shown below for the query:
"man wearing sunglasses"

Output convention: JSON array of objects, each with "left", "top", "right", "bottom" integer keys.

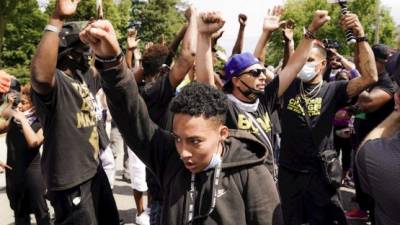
[{"left": 196, "top": 9, "right": 331, "bottom": 176}]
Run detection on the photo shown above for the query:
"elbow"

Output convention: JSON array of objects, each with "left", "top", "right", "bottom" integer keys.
[
  {"left": 27, "top": 140, "right": 41, "bottom": 149},
  {"left": 180, "top": 48, "right": 196, "bottom": 61}
]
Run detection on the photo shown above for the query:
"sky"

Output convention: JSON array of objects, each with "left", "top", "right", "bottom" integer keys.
[{"left": 186, "top": 0, "right": 400, "bottom": 52}]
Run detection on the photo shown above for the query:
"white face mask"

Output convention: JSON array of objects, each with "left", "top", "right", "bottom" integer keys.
[
  {"left": 298, "top": 61, "right": 319, "bottom": 82},
  {"left": 203, "top": 152, "right": 222, "bottom": 171}
]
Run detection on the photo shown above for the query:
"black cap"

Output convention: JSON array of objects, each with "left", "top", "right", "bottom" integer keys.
[
  {"left": 58, "top": 21, "right": 88, "bottom": 59},
  {"left": 372, "top": 44, "right": 391, "bottom": 61}
]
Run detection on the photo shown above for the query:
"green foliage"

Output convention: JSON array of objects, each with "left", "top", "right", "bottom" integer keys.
[
  {"left": 47, "top": 0, "right": 132, "bottom": 40},
  {"left": 131, "top": 0, "right": 185, "bottom": 45},
  {"left": 0, "top": 0, "right": 47, "bottom": 83},
  {"left": 266, "top": 0, "right": 396, "bottom": 66},
  {"left": 4, "top": 65, "right": 30, "bottom": 84}
]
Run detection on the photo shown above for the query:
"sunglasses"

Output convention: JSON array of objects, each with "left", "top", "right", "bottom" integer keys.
[{"left": 237, "top": 68, "right": 266, "bottom": 78}]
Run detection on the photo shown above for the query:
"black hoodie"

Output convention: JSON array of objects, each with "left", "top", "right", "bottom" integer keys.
[{"left": 100, "top": 62, "right": 283, "bottom": 225}]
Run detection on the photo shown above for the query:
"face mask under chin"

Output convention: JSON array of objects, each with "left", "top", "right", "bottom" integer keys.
[{"left": 238, "top": 79, "right": 263, "bottom": 102}]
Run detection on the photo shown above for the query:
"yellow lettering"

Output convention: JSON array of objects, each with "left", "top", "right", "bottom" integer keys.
[
  {"left": 238, "top": 114, "right": 252, "bottom": 130},
  {"left": 77, "top": 112, "right": 87, "bottom": 128}
]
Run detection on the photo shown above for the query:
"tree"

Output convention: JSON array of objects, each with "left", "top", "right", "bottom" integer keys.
[
  {"left": 1, "top": 0, "right": 47, "bottom": 82},
  {"left": 265, "top": 0, "right": 396, "bottom": 66},
  {"left": 46, "top": 0, "right": 132, "bottom": 40},
  {"left": 0, "top": 0, "right": 21, "bottom": 66},
  {"left": 130, "top": 0, "right": 185, "bottom": 45}
]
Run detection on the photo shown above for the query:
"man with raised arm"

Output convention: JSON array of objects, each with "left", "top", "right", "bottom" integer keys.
[
  {"left": 277, "top": 13, "right": 378, "bottom": 224},
  {"left": 80, "top": 10, "right": 284, "bottom": 224},
  {"left": 195, "top": 8, "right": 331, "bottom": 176},
  {"left": 30, "top": 0, "right": 119, "bottom": 224}
]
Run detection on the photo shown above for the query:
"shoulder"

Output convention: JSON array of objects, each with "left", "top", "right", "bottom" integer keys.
[{"left": 357, "top": 134, "right": 400, "bottom": 168}]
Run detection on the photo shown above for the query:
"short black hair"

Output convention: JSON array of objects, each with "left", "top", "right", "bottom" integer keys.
[
  {"left": 142, "top": 44, "right": 170, "bottom": 77},
  {"left": 171, "top": 82, "right": 228, "bottom": 124}
]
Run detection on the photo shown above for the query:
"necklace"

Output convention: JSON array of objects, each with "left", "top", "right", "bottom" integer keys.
[{"left": 300, "top": 80, "right": 323, "bottom": 100}]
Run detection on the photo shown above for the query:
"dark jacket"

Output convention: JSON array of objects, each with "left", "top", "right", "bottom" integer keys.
[{"left": 100, "top": 62, "right": 283, "bottom": 225}]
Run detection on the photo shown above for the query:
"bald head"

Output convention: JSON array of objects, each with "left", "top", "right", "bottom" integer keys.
[{"left": 312, "top": 44, "right": 327, "bottom": 61}]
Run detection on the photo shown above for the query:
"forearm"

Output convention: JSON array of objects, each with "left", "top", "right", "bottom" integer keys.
[
  {"left": 0, "top": 119, "right": 9, "bottom": 134},
  {"left": 168, "top": 25, "right": 188, "bottom": 62},
  {"left": 253, "top": 30, "right": 272, "bottom": 62},
  {"left": 100, "top": 61, "right": 160, "bottom": 167},
  {"left": 169, "top": 13, "right": 196, "bottom": 88},
  {"left": 232, "top": 26, "right": 245, "bottom": 55},
  {"left": 125, "top": 49, "right": 134, "bottom": 69},
  {"left": 357, "top": 42, "right": 378, "bottom": 83},
  {"left": 278, "top": 37, "right": 315, "bottom": 97},
  {"left": 195, "top": 33, "right": 215, "bottom": 86},
  {"left": 30, "top": 16, "right": 63, "bottom": 95},
  {"left": 339, "top": 56, "right": 355, "bottom": 70},
  {"left": 359, "top": 111, "right": 400, "bottom": 150},
  {"left": 346, "top": 42, "right": 378, "bottom": 98},
  {"left": 282, "top": 39, "right": 294, "bottom": 69}
]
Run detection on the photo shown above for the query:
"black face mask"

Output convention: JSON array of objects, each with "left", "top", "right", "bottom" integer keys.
[
  {"left": 237, "top": 79, "right": 263, "bottom": 102},
  {"left": 58, "top": 49, "right": 91, "bottom": 74}
]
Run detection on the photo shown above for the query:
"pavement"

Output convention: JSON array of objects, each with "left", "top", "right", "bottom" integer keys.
[{"left": 0, "top": 134, "right": 369, "bottom": 225}]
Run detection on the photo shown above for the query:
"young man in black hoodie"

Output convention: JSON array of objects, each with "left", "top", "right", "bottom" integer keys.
[{"left": 80, "top": 15, "right": 283, "bottom": 225}]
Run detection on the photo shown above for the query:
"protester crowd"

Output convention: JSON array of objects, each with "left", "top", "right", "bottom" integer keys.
[{"left": 0, "top": 0, "right": 399, "bottom": 225}]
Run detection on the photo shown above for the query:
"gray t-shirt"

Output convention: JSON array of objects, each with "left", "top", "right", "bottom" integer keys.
[{"left": 356, "top": 133, "right": 400, "bottom": 225}]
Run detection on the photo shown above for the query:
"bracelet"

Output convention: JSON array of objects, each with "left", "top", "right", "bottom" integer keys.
[
  {"left": 44, "top": 24, "right": 61, "bottom": 34},
  {"left": 95, "top": 52, "right": 124, "bottom": 70},
  {"left": 95, "top": 52, "right": 124, "bottom": 63},
  {"left": 356, "top": 36, "right": 368, "bottom": 43},
  {"left": 304, "top": 28, "right": 316, "bottom": 40}
]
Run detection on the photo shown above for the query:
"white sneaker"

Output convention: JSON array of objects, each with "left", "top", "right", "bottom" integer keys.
[{"left": 136, "top": 210, "right": 150, "bottom": 225}]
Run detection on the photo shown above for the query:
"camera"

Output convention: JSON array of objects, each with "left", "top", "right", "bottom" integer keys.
[
  {"left": 128, "top": 21, "right": 142, "bottom": 29},
  {"left": 11, "top": 94, "right": 20, "bottom": 109},
  {"left": 322, "top": 39, "right": 340, "bottom": 49}
]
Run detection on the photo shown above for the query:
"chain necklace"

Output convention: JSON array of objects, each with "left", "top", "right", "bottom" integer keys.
[{"left": 300, "top": 80, "right": 323, "bottom": 100}]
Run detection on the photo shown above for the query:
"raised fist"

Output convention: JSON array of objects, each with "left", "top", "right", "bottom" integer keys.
[
  {"left": 308, "top": 10, "right": 331, "bottom": 33},
  {"left": 197, "top": 11, "right": 225, "bottom": 35},
  {"left": 340, "top": 13, "right": 365, "bottom": 38},
  {"left": 53, "top": 0, "right": 81, "bottom": 19},
  {"left": 238, "top": 14, "right": 247, "bottom": 26},
  {"left": 79, "top": 20, "right": 121, "bottom": 58}
]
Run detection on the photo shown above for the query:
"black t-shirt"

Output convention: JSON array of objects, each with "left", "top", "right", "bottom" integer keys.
[
  {"left": 138, "top": 73, "right": 175, "bottom": 201},
  {"left": 356, "top": 72, "right": 395, "bottom": 140},
  {"left": 139, "top": 73, "right": 175, "bottom": 129},
  {"left": 279, "top": 79, "right": 349, "bottom": 172},
  {"left": 357, "top": 133, "right": 400, "bottom": 225},
  {"left": 225, "top": 76, "right": 280, "bottom": 166},
  {"left": 83, "top": 69, "right": 110, "bottom": 150},
  {"left": 6, "top": 119, "right": 41, "bottom": 185},
  {"left": 32, "top": 70, "right": 99, "bottom": 191},
  {"left": 226, "top": 77, "right": 279, "bottom": 143}
]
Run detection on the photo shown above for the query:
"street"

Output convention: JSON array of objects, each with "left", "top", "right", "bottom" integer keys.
[{"left": 0, "top": 135, "right": 367, "bottom": 225}]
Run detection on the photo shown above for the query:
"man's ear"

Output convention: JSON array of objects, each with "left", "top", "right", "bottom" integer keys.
[
  {"left": 220, "top": 126, "right": 229, "bottom": 139},
  {"left": 220, "top": 125, "right": 229, "bottom": 140},
  {"left": 231, "top": 77, "right": 240, "bottom": 87}
]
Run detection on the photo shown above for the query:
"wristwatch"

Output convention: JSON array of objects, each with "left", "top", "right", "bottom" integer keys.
[{"left": 356, "top": 36, "right": 368, "bottom": 43}]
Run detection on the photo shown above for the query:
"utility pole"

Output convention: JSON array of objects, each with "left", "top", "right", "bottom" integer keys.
[{"left": 374, "top": 0, "right": 380, "bottom": 44}]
